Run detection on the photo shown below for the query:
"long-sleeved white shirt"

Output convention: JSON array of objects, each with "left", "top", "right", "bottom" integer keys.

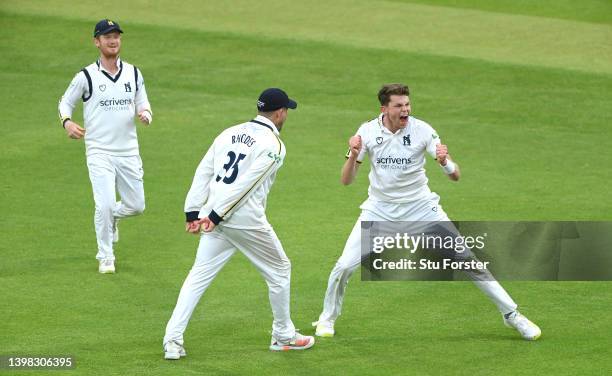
[
  {"left": 58, "top": 58, "right": 152, "bottom": 156},
  {"left": 185, "top": 115, "right": 286, "bottom": 229}
]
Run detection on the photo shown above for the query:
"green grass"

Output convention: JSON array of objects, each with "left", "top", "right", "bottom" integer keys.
[
  {"left": 1, "top": 1, "right": 611, "bottom": 375},
  {"left": 4, "top": 0, "right": 612, "bottom": 75},
  {"left": 396, "top": 0, "right": 612, "bottom": 25}
]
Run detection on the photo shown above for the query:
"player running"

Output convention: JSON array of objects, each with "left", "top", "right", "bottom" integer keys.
[
  {"left": 58, "top": 19, "right": 152, "bottom": 274},
  {"left": 313, "top": 83, "right": 541, "bottom": 341},
  {"left": 163, "top": 88, "right": 315, "bottom": 360}
]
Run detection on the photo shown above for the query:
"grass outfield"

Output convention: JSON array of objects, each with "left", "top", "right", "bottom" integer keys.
[{"left": 1, "top": 1, "right": 611, "bottom": 375}]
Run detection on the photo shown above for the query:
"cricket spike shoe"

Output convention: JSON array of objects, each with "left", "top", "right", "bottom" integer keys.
[
  {"left": 504, "top": 311, "right": 541, "bottom": 341},
  {"left": 98, "top": 259, "right": 115, "bottom": 274},
  {"left": 270, "top": 332, "right": 315, "bottom": 351},
  {"left": 312, "top": 320, "right": 335, "bottom": 337},
  {"left": 164, "top": 341, "right": 187, "bottom": 360}
]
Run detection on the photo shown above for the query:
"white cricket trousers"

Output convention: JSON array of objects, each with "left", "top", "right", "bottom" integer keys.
[
  {"left": 318, "top": 195, "right": 518, "bottom": 323},
  {"left": 163, "top": 225, "right": 296, "bottom": 345},
  {"left": 86, "top": 154, "right": 145, "bottom": 261}
]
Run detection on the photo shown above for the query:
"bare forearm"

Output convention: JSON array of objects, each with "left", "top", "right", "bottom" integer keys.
[
  {"left": 439, "top": 157, "right": 460, "bottom": 181},
  {"left": 341, "top": 156, "right": 360, "bottom": 185},
  {"left": 448, "top": 163, "right": 460, "bottom": 181}
]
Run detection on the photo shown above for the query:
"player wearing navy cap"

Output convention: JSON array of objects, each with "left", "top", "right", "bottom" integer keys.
[
  {"left": 163, "top": 88, "right": 314, "bottom": 359},
  {"left": 58, "top": 19, "right": 153, "bottom": 273}
]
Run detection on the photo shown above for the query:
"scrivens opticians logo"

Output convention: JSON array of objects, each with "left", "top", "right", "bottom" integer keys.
[
  {"left": 376, "top": 155, "right": 412, "bottom": 170},
  {"left": 99, "top": 98, "right": 133, "bottom": 111}
]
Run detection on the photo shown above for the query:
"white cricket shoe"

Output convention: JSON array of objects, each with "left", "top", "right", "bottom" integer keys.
[
  {"left": 270, "top": 332, "right": 315, "bottom": 351},
  {"left": 312, "top": 320, "right": 335, "bottom": 337},
  {"left": 164, "top": 341, "right": 187, "bottom": 360},
  {"left": 504, "top": 311, "right": 541, "bottom": 341},
  {"left": 112, "top": 218, "right": 119, "bottom": 243},
  {"left": 98, "top": 259, "right": 115, "bottom": 274}
]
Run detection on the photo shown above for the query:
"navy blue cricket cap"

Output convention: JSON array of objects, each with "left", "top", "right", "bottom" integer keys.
[
  {"left": 257, "top": 88, "right": 297, "bottom": 112},
  {"left": 94, "top": 19, "right": 123, "bottom": 37}
]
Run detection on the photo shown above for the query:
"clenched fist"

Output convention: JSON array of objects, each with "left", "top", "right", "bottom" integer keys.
[
  {"left": 348, "top": 135, "right": 362, "bottom": 157},
  {"left": 436, "top": 144, "right": 449, "bottom": 166}
]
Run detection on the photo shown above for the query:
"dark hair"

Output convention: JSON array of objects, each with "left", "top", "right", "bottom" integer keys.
[{"left": 378, "top": 83, "right": 410, "bottom": 105}]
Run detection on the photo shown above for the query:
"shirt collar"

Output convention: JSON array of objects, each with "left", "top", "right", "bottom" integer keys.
[
  {"left": 377, "top": 113, "right": 393, "bottom": 135},
  {"left": 96, "top": 57, "right": 122, "bottom": 76},
  {"left": 377, "top": 113, "right": 410, "bottom": 135},
  {"left": 253, "top": 115, "right": 280, "bottom": 135}
]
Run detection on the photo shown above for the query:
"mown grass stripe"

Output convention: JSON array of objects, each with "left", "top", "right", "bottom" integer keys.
[{"left": 2, "top": 0, "right": 611, "bottom": 75}]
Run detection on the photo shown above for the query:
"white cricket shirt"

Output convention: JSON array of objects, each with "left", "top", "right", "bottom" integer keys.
[
  {"left": 184, "top": 115, "right": 286, "bottom": 230},
  {"left": 351, "top": 114, "right": 442, "bottom": 203},
  {"left": 58, "top": 58, "right": 152, "bottom": 156}
]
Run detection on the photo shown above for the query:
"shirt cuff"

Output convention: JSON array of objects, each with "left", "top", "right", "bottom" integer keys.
[
  {"left": 208, "top": 210, "right": 223, "bottom": 225},
  {"left": 185, "top": 211, "right": 200, "bottom": 222}
]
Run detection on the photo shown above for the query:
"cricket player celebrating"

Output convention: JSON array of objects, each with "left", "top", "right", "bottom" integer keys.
[
  {"left": 58, "top": 19, "right": 152, "bottom": 274},
  {"left": 313, "top": 83, "right": 541, "bottom": 341},
  {"left": 163, "top": 88, "right": 315, "bottom": 360}
]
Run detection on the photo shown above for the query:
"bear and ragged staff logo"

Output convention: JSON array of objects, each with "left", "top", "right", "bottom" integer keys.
[{"left": 403, "top": 135, "right": 411, "bottom": 146}]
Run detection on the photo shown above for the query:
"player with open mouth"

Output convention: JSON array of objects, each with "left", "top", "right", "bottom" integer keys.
[{"left": 313, "top": 83, "right": 541, "bottom": 341}]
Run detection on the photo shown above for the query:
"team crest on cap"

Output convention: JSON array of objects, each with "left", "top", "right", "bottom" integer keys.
[
  {"left": 108, "top": 20, "right": 115, "bottom": 25},
  {"left": 257, "top": 100, "right": 265, "bottom": 108}
]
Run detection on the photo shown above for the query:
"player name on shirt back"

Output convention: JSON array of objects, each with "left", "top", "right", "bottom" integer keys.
[{"left": 231, "top": 133, "right": 256, "bottom": 147}]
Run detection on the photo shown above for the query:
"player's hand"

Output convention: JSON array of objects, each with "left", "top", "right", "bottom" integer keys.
[
  {"left": 64, "top": 120, "right": 85, "bottom": 139},
  {"left": 199, "top": 217, "right": 216, "bottom": 233},
  {"left": 436, "top": 144, "right": 449, "bottom": 166},
  {"left": 348, "top": 135, "right": 362, "bottom": 157},
  {"left": 186, "top": 219, "right": 205, "bottom": 234},
  {"left": 138, "top": 110, "right": 152, "bottom": 126}
]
